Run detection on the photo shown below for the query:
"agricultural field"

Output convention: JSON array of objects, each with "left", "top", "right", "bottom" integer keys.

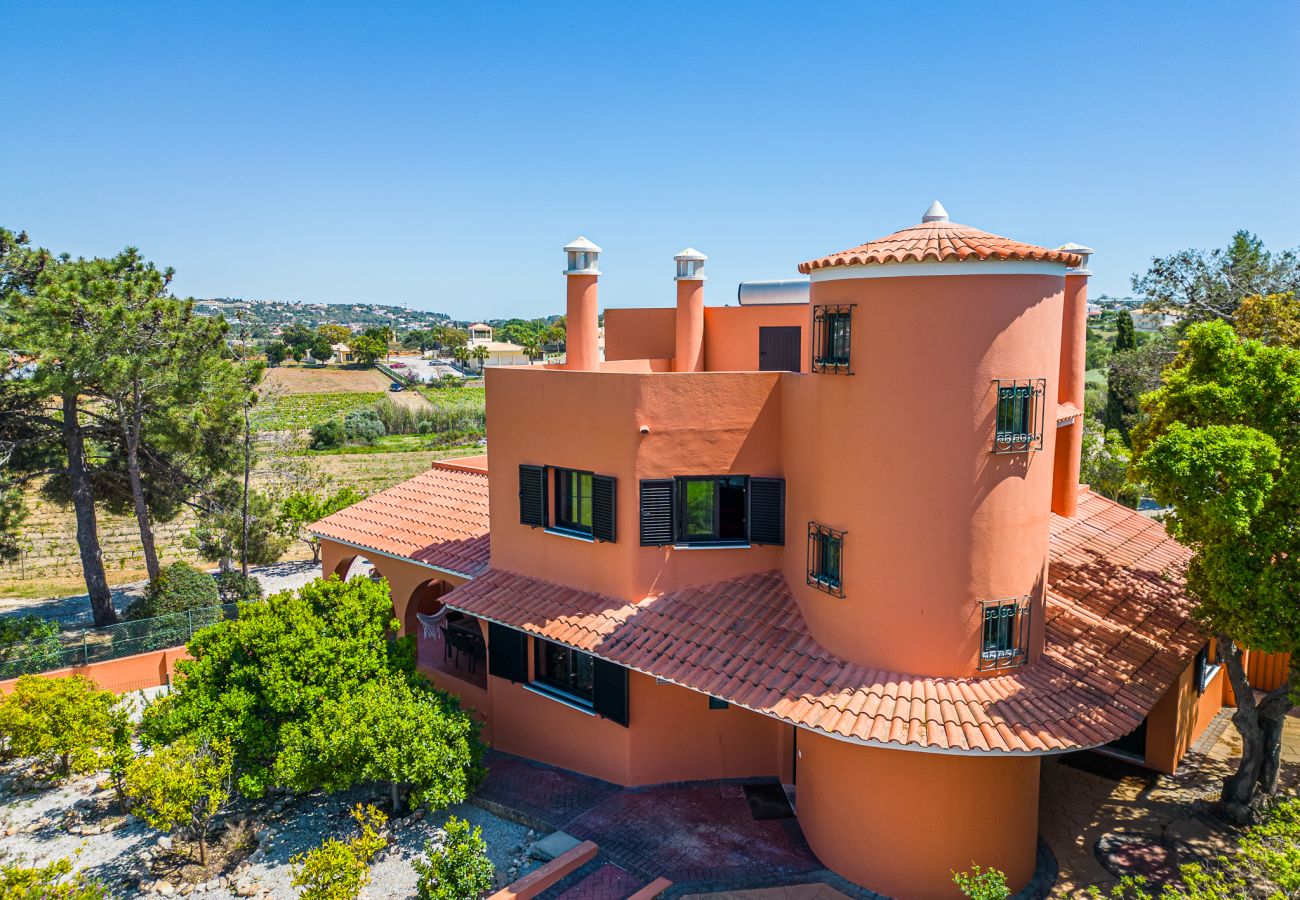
[
  {"left": 252, "top": 391, "right": 384, "bottom": 432},
  {"left": 260, "top": 365, "right": 391, "bottom": 394}
]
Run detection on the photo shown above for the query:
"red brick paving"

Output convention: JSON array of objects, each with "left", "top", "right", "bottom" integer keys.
[{"left": 554, "top": 863, "right": 643, "bottom": 899}]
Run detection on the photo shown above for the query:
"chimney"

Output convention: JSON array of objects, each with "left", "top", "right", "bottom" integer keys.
[
  {"left": 673, "top": 248, "right": 706, "bottom": 372},
  {"left": 563, "top": 236, "right": 601, "bottom": 371},
  {"left": 1051, "top": 243, "right": 1094, "bottom": 518}
]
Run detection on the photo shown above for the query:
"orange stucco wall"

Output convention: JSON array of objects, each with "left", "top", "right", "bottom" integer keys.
[
  {"left": 782, "top": 272, "right": 1064, "bottom": 676},
  {"left": 603, "top": 307, "right": 677, "bottom": 362},
  {"left": 484, "top": 366, "right": 785, "bottom": 602},
  {"left": 702, "top": 304, "right": 810, "bottom": 373},
  {"left": 797, "top": 730, "right": 1041, "bottom": 899},
  {"left": 0, "top": 646, "right": 191, "bottom": 695},
  {"left": 1144, "top": 651, "right": 1228, "bottom": 774}
]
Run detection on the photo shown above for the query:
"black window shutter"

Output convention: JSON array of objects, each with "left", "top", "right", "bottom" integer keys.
[
  {"left": 639, "top": 479, "right": 675, "bottom": 546},
  {"left": 488, "top": 622, "right": 528, "bottom": 682},
  {"left": 592, "top": 658, "right": 629, "bottom": 726},
  {"left": 749, "top": 477, "right": 785, "bottom": 545},
  {"left": 592, "top": 475, "right": 617, "bottom": 543},
  {"left": 519, "top": 464, "right": 547, "bottom": 528},
  {"left": 1194, "top": 643, "right": 1209, "bottom": 695}
]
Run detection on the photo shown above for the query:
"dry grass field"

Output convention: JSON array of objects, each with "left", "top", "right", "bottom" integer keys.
[{"left": 260, "top": 365, "right": 390, "bottom": 395}]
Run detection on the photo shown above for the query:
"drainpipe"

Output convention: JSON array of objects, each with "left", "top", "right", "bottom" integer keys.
[
  {"left": 673, "top": 248, "right": 706, "bottom": 372},
  {"left": 563, "top": 236, "right": 601, "bottom": 371},
  {"left": 1052, "top": 243, "right": 1093, "bottom": 518}
]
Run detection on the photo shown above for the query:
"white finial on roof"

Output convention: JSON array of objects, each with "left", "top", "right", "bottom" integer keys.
[{"left": 922, "top": 200, "right": 949, "bottom": 223}]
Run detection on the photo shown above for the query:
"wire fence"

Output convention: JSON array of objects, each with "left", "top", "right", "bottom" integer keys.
[{"left": 0, "top": 602, "right": 240, "bottom": 680}]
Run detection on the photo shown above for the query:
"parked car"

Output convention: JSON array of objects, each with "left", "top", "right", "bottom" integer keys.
[{"left": 389, "top": 382, "right": 404, "bottom": 392}]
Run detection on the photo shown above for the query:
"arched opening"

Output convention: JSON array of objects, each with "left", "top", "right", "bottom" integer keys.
[
  {"left": 330, "top": 554, "right": 379, "bottom": 583},
  {"left": 403, "top": 579, "right": 451, "bottom": 635}
]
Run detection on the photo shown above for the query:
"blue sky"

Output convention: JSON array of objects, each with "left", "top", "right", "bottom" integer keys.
[{"left": 3, "top": 1, "right": 1298, "bottom": 320}]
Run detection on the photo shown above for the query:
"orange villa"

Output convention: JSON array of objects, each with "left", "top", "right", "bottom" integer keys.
[{"left": 311, "top": 203, "right": 1231, "bottom": 898}]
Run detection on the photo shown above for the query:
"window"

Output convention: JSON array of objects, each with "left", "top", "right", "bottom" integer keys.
[
  {"left": 992, "top": 378, "right": 1046, "bottom": 453},
  {"left": 677, "top": 476, "right": 748, "bottom": 545},
  {"left": 534, "top": 637, "right": 595, "bottom": 704},
  {"left": 554, "top": 468, "right": 593, "bottom": 535},
  {"left": 979, "top": 597, "right": 1031, "bottom": 671},
  {"left": 1195, "top": 642, "right": 1222, "bottom": 695},
  {"left": 708, "top": 696, "right": 730, "bottom": 710},
  {"left": 812, "top": 305, "right": 854, "bottom": 374},
  {"left": 807, "top": 523, "right": 845, "bottom": 597}
]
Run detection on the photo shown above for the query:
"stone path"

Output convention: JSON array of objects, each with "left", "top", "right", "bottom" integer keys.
[{"left": 1040, "top": 708, "right": 1300, "bottom": 897}]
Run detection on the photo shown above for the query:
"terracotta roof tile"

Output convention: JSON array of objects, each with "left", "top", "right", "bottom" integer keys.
[
  {"left": 798, "top": 220, "right": 1082, "bottom": 273},
  {"left": 441, "top": 490, "right": 1199, "bottom": 755},
  {"left": 310, "top": 462, "right": 491, "bottom": 578}
]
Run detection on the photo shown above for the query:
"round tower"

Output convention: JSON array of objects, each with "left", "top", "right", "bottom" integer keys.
[{"left": 782, "top": 203, "right": 1083, "bottom": 678}]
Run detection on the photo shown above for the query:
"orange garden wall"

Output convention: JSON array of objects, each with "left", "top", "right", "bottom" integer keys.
[
  {"left": 0, "top": 646, "right": 191, "bottom": 695},
  {"left": 797, "top": 730, "right": 1041, "bottom": 900},
  {"left": 781, "top": 272, "right": 1065, "bottom": 676}
]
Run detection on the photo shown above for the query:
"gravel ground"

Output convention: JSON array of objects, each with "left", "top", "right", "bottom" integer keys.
[
  {"left": 0, "top": 559, "right": 366, "bottom": 627},
  {"left": 0, "top": 758, "right": 541, "bottom": 898}
]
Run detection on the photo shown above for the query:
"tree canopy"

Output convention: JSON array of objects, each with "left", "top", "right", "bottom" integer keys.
[
  {"left": 140, "top": 576, "right": 482, "bottom": 803},
  {"left": 1132, "top": 320, "right": 1300, "bottom": 818}
]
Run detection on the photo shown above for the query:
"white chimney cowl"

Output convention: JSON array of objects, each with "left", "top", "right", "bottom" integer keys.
[
  {"left": 674, "top": 247, "right": 707, "bottom": 280},
  {"left": 922, "top": 200, "right": 949, "bottom": 223},
  {"left": 564, "top": 236, "right": 602, "bottom": 275}
]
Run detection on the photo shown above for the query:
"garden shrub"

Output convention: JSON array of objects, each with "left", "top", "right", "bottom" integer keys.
[
  {"left": 125, "top": 737, "right": 233, "bottom": 865},
  {"left": 0, "top": 858, "right": 109, "bottom": 899},
  {"left": 126, "top": 561, "right": 219, "bottom": 621},
  {"left": 309, "top": 418, "right": 347, "bottom": 450},
  {"left": 952, "top": 865, "right": 1010, "bottom": 900},
  {"left": 342, "top": 408, "right": 385, "bottom": 444},
  {"left": 140, "top": 576, "right": 465, "bottom": 800},
  {"left": 0, "top": 674, "right": 117, "bottom": 776},
  {"left": 215, "top": 570, "right": 263, "bottom": 605},
  {"left": 414, "top": 816, "right": 495, "bottom": 900},
  {"left": 290, "top": 804, "right": 387, "bottom": 900}
]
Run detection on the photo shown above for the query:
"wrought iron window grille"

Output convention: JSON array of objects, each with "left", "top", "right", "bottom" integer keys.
[
  {"left": 806, "top": 522, "right": 846, "bottom": 597},
  {"left": 812, "top": 305, "right": 855, "bottom": 374},
  {"left": 978, "top": 596, "right": 1031, "bottom": 671},
  {"left": 992, "top": 378, "right": 1046, "bottom": 454}
]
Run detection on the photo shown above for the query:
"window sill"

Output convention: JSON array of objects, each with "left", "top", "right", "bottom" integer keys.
[
  {"left": 523, "top": 682, "right": 596, "bottom": 716},
  {"left": 673, "top": 542, "right": 751, "bottom": 550},
  {"left": 545, "top": 527, "right": 595, "bottom": 543}
]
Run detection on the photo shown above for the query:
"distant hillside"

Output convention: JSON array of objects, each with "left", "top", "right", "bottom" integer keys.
[{"left": 194, "top": 299, "right": 451, "bottom": 338}]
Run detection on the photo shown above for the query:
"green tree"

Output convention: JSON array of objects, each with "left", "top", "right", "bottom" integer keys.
[
  {"left": 281, "top": 324, "right": 315, "bottom": 358},
  {"left": 1081, "top": 422, "right": 1142, "bottom": 507},
  {"left": 1103, "top": 336, "right": 1179, "bottom": 442},
  {"left": 308, "top": 333, "right": 334, "bottom": 364},
  {"left": 1235, "top": 291, "right": 1300, "bottom": 349},
  {"left": 0, "top": 858, "right": 110, "bottom": 900},
  {"left": 265, "top": 341, "right": 289, "bottom": 367},
  {"left": 140, "top": 576, "right": 416, "bottom": 797},
  {"left": 452, "top": 345, "right": 470, "bottom": 369},
  {"left": 0, "top": 615, "right": 63, "bottom": 677},
  {"left": 125, "top": 737, "right": 232, "bottom": 865},
  {"left": 275, "top": 674, "right": 485, "bottom": 814},
  {"left": 1114, "top": 310, "right": 1139, "bottom": 352},
  {"left": 471, "top": 345, "right": 489, "bottom": 371},
  {"left": 186, "top": 481, "right": 291, "bottom": 572},
  {"left": 519, "top": 333, "right": 542, "bottom": 361},
  {"left": 290, "top": 804, "right": 387, "bottom": 900},
  {"left": 317, "top": 324, "right": 352, "bottom": 346},
  {"left": 125, "top": 561, "right": 219, "bottom": 620},
  {"left": 1131, "top": 321, "right": 1300, "bottom": 821},
  {"left": 280, "top": 487, "right": 365, "bottom": 562},
  {"left": 348, "top": 333, "right": 387, "bottom": 366},
  {"left": 0, "top": 674, "right": 117, "bottom": 776},
  {"left": 413, "top": 816, "right": 495, "bottom": 900},
  {"left": 1132, "top": 230, "right": 1299, "bottom": 325}
]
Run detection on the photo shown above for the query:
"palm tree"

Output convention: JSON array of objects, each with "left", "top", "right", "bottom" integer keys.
[
  {"left": 472, "top": 345, "right": 489, "bottom": 372},
  {"left": 452, "top": 345, "right": 470, "bottom": 372},
  {"left": 520, "top": 334, "right": 542, "bottom": 362}
]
